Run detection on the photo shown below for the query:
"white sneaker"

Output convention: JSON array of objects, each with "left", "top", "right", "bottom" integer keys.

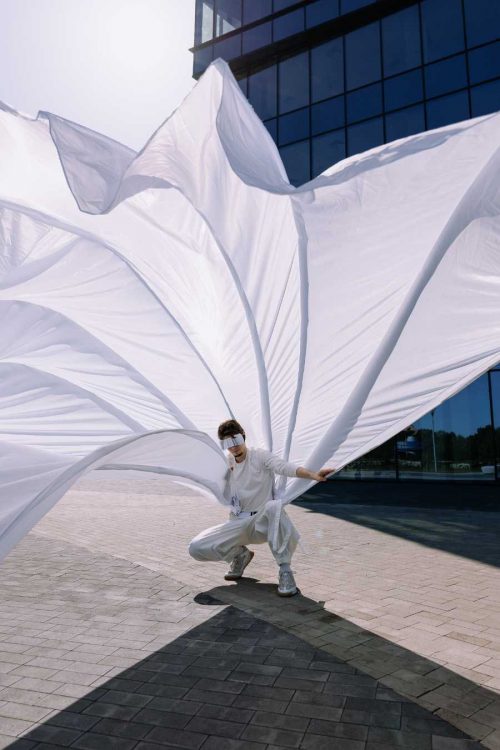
[
  {"left": 224, "top": 548, "right": 254, "bottom": 580},
  {"left": 277, "top": 569, "right": 298, "bottom": 597}
]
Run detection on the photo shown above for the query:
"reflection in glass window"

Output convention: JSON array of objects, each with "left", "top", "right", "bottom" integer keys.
[
  {"left": 215, "top": 0, "right": 242, "bottom": 35},
  {"left": 306, "top": 0, "right": 339, "bottom": 28},
  {"left": 193, "top": 46, "right": 214, "bottom": 77},
  {"left": 237, "top": 76, "right": 248, "bottom": 96},
  {"left": 400, "top": 375, "right": 495, "bottom": 480},
  {"left": 273, "top": 9, "right": 304, "bottom": 41},
  {"left": 311, "top": 38, "right": 344, "bottom": 103},
  {"left": 386, "top": 105, "right": 425, "bottom": 142},
  {"left": 469, "top": 42, "right": 500, "bottom": 86},
  {"left": 243, "top": 22, "right": 272, "bottom": 53},
  {"left": 274, "top": 0, "right": 299, "bottom": 10},
  {"left": 382, "top": 6, "right": 421, "bottom": 77},
  {"left": 279, "top": 108, "right": 310, "bottom": 146},
  {"left": 339, "top": 438, "right": 397, "bottom": 479},
  {"left": 213, "top": 34, "right": 241, "bottom": 61},
  {"left": 243, "top": 0, "right": 271, "bottom": 24},
  {"left": 312, "top": 130, "right": 346, "bottom": 176},
  {"left": 311, "top": 96, "right": 345, "bottom": 135},
  {"left": 463, "top": 0, "right": 500, "bottom": 48},
  {"left": 421, "top": 0, "right": 465, "bottom": 64},
  {"left": 384, "top": 70, "right": 423, "bottom": 111},
  {"left": 341, "top": 0, "right": 375, "bottom": 12},
  {"left": 347, "top": 117, "right": 383, "bottom": 156},
  {"left": 279, "top": 52, "right": 310, "bottom": 114},
  {"left": 426, "top": 90, "right": 469, "bottom": 129},
  {"left": 263, "top": 118, "right": 278, "bottom": 142},
  {"left": 347, "top": 83, "right": 382, "bottom": 124},
  {"left": 491, "top": 372, "right": 500, "bottom": 479},
  {"left": 471, "top": 79, "right": 500, "bottom": 118},
  {"left": 425, "top": 55, "right": 468, "bottom": 99},
  {"left": 279, "top": 140, "right": 310, "bottom": 186},
  {"left": 248, "top": 65, "right": 277, "bottom": 120},
  {"left": 195, "top": 0, "right": 214, "bottom": 44},
  {"left": 345, "top": 22, "right": 381, "bottom": 90}
]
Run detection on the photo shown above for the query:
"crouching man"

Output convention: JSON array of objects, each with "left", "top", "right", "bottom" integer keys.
[{"left": 188, "top": 419, "right": 333, "bottom": 597}]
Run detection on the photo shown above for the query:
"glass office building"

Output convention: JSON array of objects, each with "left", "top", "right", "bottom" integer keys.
[{"left": 192, "top": 0, "right": 500, "bottom": 483}]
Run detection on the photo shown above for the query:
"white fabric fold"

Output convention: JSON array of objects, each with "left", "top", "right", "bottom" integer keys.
[{"left": 0, "top": 59, "right": 499, "bottom": 561}]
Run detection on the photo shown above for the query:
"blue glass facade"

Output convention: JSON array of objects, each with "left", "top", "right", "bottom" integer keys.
[{"left": 192, "top": 0, "right": 500, "bottom": 482}]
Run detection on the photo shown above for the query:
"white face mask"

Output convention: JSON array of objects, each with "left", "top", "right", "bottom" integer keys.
[{"left": 220, "top": 433, "right": 245, "bottom": 450}]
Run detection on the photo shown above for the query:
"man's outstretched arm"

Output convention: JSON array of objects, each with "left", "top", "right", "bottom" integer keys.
[{"left": 296, "top": 466, "right": 335, "bottom": 483}]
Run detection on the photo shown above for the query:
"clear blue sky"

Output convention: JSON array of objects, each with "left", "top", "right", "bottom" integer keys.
[{"left": 0, "top": 0, "right": 196, "bottom": 150}]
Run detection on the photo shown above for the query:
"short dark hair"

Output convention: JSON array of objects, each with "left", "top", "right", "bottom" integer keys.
[{"left": 218, "top": 419, "right": 245, "bottom": 441}]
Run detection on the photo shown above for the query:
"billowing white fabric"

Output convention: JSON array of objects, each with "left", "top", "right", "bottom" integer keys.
[{"left": 0, "top": 59, "right": 499, "bottom": 561}]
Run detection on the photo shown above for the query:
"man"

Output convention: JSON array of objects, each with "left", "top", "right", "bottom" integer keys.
[{"left": 188, "top": 419, "right": 333, "bottom": 596}]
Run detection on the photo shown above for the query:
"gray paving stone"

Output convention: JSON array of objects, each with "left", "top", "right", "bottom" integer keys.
[
  {"left": 134, "top": 706, "right": 191, "bottom": 729},
  {"left": 196, "top": 703, "right": 254, "bottom": 724},
  {"left": 0, "top": 714, "right": 33, "bottom": 737},
  {"left": 250, "top": 710, "right": 308, "bottom": 732},
  {"left": 241, "top": 723, "right": 304, "bottom": 747},
  {"left": 91, "top": 717, "right": 152, "bottom": 739},
  {"left": 233, "top": 695, "right": 288, "bottom": 713},
  {"left": 301, "top": 733, "right": 366, "bottom": 750},
  {"left": 200, "top": 738, "right": 266, "bottom": 750},
  {"left": 144, "top": 725, "right": 207, "bottom": 748},
  {"left": 308, "top": 719, "right": 368, "bottom": 741},
  {"left": 286, "top": 700, "right": 343, "bottom": 721},
  {"left": 0, "top": 505, "right": 494, "bottom": 750},
  {"left": 186, "top": 715, "right": 244, "bottom": 738},
  {"left": 368, "top": 726, "right": 432, "bottom": 748},
  {"left": 71, "top": 731, "right": 137, "bottom": 749},
  {"left": 26, "top": 723, "right": 83, "bottom": 745}
]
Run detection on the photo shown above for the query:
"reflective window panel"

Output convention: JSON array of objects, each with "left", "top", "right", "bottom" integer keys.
[
  {"left": 341, "top": 0, "right": 376, "bottom": 12},
  {"left": 469, "top": 42, "right": 500, "bottom": 86},
  {"left": 347, "top": 116, "right": 384, "bottom": 156},
  {"left": 384, "top": 69, "right": 424, "bottom": 111},
  {"left": 213, "top": 33, "right": 241, "bottom": 60},
  {"left": 398, "top": 375, "right": 495, "bottom": 480},
  {"left": 338, "top": 438, "right": 397, "bottom": 479},
  {"left": 426, "top": 90, "right": 470, "bottom": 129},
  {"left": 273, "top": 8, "right": 304, "bottom": 41},
  {"left": 215, "top": 0, "right": 242, "bottom": 35},
  {"left": 243, "top": 0, "right": 272, "bottom": 25},
  {"left": 425, "top": 54, "right": 468, "bottom": 99},
  {"left": 471, "top": 79, "right": 500, "bottom": 118},
  {"left": 385, "top": 104, "right": 425, "bottom": 142},
  {"left": 347, "top": 83, "right": 383, "bottom": 124},
  {"left": 421, "top": 0, "right": 465, "bottom": 64},
  {"left": 306, "top": 0, "right": 340, "bottom": 28},
  {"left": 195, "top": 0, "right": 214, "bottom": 44},
  {"left": 491, "top": 372, "right": 500, "bottom": 479},
  {"left": 345, "top": 21, "right": 381, "bottom": 90},
  {"left": 279, "top": 52, "right": 310, "bottom": 113},
  {"left": 382, "top": 5, "right": 421, "bottom": 77},
  {"left": 243, "top": 21, "right": 272, "bottom": 53},
  {"left": 237, "top": 76, "right": 248, "bottom": 96},
  {"left": 248, "top": 65, "right": 277, "bottom": 120},
  {"left": 312, "top": 129, "right": 346, "bottom": 176},
  {"left": 273, "top": 0, "right": 299, "bottom": 10},
  {"left": 279, "top": 139, "right": 311, "bottom": 186},
  {"left": 279, "top": 107, "right": 310, "bottom": 146},
  {"left": 263, "top": 118, "right": 278, "bottom": 141},
  {"left": 311, "top": 38, "right": 344, "bottom": 103},
  {"left": 193, "top": 45, "right": 214, "bottom": 77},
  {"left": 311, "top": 95, "right": 345, "bottom": 135},
  {"left": 463, "top": 0, "right": 500, "bottom": 48}
]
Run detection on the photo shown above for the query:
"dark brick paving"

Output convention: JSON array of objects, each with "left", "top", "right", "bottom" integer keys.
[{"left": 0, "top": 536, "right": 485, "bottom": 750}]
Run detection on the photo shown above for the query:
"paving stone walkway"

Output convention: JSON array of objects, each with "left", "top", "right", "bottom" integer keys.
[{"left": 0, "top": 475, "right": 498, "bottom": 749}]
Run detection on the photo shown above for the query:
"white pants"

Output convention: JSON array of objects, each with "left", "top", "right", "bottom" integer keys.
[{"left": 188, "top": 503, "right": 299, "bottom": 566}]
